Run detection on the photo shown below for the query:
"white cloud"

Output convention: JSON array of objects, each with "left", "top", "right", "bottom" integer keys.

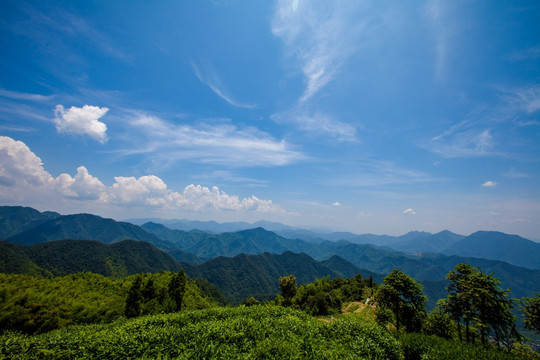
[
  {"left": 333, "top": 202, "right": 341, "bottom": 207},
  {"left": 0, "top": 136, "right": 284, "bottom": 214},
  {"left": 271, "top": 109, "right": 356, "bottom": 142},
  {"left": 499, "top": 86, "right": 540, "bottom": 114},
  {"left": 56, "top": 166, "right": 106, "bottom": 200},
  {"left": 481, "top": 181, "right": 497, "bottom": 187},
  {"left": 403, "top": 208, "right": 416, "bottom": 215},
  {"left": 270, "top": 1, "right": 368, "bottom": 141},
  {"left": 327, "top": 159, "right": 436, "bottom": 187},
  {"left": 358, "top": 211, "right": 372, "bottom": 218},
  {"left": 0, "top": 136, "right": 53, "bottom": 190},
  {"left": 120, "top": 113, "right": 303, "bottom": 167},
  {"left": 272, "top": 1, "right": 361, "bottom": 102},
  {"left": 191, "top": 61, "right": 256, "bottom": 109},
  {"left": 54, "top": 105, "right": 109, "bottom": 142},
  {"left": 429, "top": 127, "right": 495, "bottom": 158},
  {"left": 0, "top": 89, "right": 54, "bottom": 102}
]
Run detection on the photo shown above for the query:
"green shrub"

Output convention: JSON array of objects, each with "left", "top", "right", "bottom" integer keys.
[
  {"left": 0, "top": 306, "right": 404, "bottom": 359},
  {"left": 398, "top": 332, "right": 537, "bottom": 360}
]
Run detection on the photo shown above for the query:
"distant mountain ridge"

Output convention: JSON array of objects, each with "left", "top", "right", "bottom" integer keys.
[
  {"left": 0, "top": 206, "right": 60, "bottom": 240},
  {"left": 3, "top": 211, "right": 178, "bottom": 251},
  {"left": 139, "top": 217, "right": 540, "bottom": 269},
  {"left": 442, "top": 231, "right": 540, "bottom": 270},
  {"left": 2, "top": 206, "right": 540, "bottom": 307}
]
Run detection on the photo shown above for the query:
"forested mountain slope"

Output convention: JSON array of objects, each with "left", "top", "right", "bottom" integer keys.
[
  {"left": 0, "top": 206, "right": 60, "bottom": 239},
  {"left": 0, "top": 239, "right": 181, "bottom": 276},
  {"left": 6, "top": 213, "right": 177, "bottom": 251}
]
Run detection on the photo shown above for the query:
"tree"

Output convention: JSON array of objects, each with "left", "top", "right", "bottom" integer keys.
[
  {"left": 423, "top": 301, "right": 456, "bottom": 339},
  {"left": 522, "top": 293, "right": 540, "bottom": 334},
  {"left": 445, "top": 263, "right": 475, "bottom": 342},
  {"left": 141, "top": 278, "right": 156, "bottom": 301},
  {"left": 279, "top": 274, "right": 297, "bottom": 307},
  {"left": 443, "top": 263, "right": 517, "bottom": 346},
  {"left": 375, "top": 268, "right": 426, "bottom": 332},
  {"left": 168, "top": 269, "right": 186, "bottom": 312},
  {"left": 243, "top": 297, "right": 260, "bottom": 307},
  {"left": 125, "top": 275, "right": 142, "bottom": 318}
]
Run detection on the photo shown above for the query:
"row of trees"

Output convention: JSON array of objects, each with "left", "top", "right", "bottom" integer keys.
[
  {"left": 276, "top": 263, "right": 540, "bottom": 348},
  {"left": 374, "top": 264, "right": 540, "bottom": 347}
]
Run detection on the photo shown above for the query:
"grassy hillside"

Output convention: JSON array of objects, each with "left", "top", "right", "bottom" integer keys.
[
  {"left": 0, "top": 271, "right": 224, "bottom": 334},
  {"left": 0, "top": 305, "right": 532, "bottom": 360},
  {"left": 0, "top": 306, "right": 404, "bottom": 359}
]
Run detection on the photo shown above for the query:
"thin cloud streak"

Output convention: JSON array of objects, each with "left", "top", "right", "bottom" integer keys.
[
  {"left": 191, "top": 61, "right": 256, "bottom": 109},
  {"left": 116, "top": 113, "right": 303, "bottom": 167},
  {"left": 0, "top": 89, "right": 54, "bottom": 102}
]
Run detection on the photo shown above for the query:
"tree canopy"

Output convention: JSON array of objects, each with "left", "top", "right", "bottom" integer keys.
[{"left": 375, "top": 268, "right": 427, "bottom": 332}]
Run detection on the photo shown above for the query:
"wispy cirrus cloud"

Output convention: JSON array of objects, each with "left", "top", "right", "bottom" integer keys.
[
  {"left": 9, "top": 4, "right": 128, "bottom": 62},
  {"left": 271, "top": 109, "right": 356, "bottom": 142},
  {"left": 117, "top": 112, "right": 303, "bottom": 167},
  {"left": 191, "top": 60, "right": 256, "bottom": 109},
  {"left": 325, "top": 158, "right": 437, "bottom": 188},
  {"left": 270, "top": 0, "right": 374, "bottom": 141},
  {"left": 271, "top": 1, "right": 364, "bottom": 102},
  {"left": 429, "top": 128, "right": 495, "bottom": 158},
  {"left": 0, "top": 89, "right": 54, "bottom": 102},
  {"left": 426, "top": 85, "right": 540, "bottom": 159}
]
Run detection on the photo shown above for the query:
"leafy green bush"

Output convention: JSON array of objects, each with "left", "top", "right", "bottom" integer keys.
[
  {"left": 398, "top": 332, "right": 538, "bottom": 360},
  {"left": 0, "top": 306, "right": 404, "bottom": 359}
]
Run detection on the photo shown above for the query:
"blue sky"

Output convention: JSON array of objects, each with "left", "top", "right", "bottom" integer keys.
[{"left": 1, "top": 0, "right": 539, "bottom": 238}]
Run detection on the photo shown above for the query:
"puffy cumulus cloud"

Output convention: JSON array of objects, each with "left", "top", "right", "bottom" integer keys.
[
  {"left": 403, "top": 208, "right": 416, "bottom": 215},
  {"left": 0, "top": 136, "right": 53, "bottom": 190},
  {"left": 55, "top": 166, "right": 106, "bottom": 200},
  {"left": 107, "top": 175, "right": 169, "bottom": 206},
  {"left": 0, "top": 136, "right": 284, "bottom": 214},
  {"left": 481, "top": 181, "right": 497, "bottom": 187},
  {"left": 333, "top": 202, "right": 341, "bottom": 207},
  {"left": 177, "top": 185, "right": 282, "bottom": 212},
  {"left": 54, "top": 105, "right": 109, "bottom": 143}
]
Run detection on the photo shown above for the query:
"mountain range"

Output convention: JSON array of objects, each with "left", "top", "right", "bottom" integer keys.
[{"left": 2, "top": 205, "right": 540, "bottom": 307}]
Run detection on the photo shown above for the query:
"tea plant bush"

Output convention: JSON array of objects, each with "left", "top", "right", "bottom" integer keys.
[
  {"left": 0, "top": 306, "right": 404, "bottom": 359},
  {"left": 398, "top": 332, "right": 538, "bottom": 360}
]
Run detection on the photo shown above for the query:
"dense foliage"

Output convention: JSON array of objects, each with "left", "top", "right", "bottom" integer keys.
[
  {"left": 283, "top": 274, "right": 376, "bottom": 316},
  {"left": 375, "top": 269, "right": 427, "bottom": 333},
  {"left": 0, "top": 306, "right": 404, "bottom": 360},
  {"left": 399, "top": 332, "right": 539, "bottom": 360},
  {"left": 0, "top": 239, "right": 181, "bottom": 277},
  {"left": 0, "top": 272, "right": 222, "bottom": 334},
  {"left": 186, "top": 251, "right": 348, "bottom": 303},
  {"left": 442, "top": 263, "right": 517, "bottom": 346},
  {"left": 522, "top": 293, "right": 540, "bottom": 334}
]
